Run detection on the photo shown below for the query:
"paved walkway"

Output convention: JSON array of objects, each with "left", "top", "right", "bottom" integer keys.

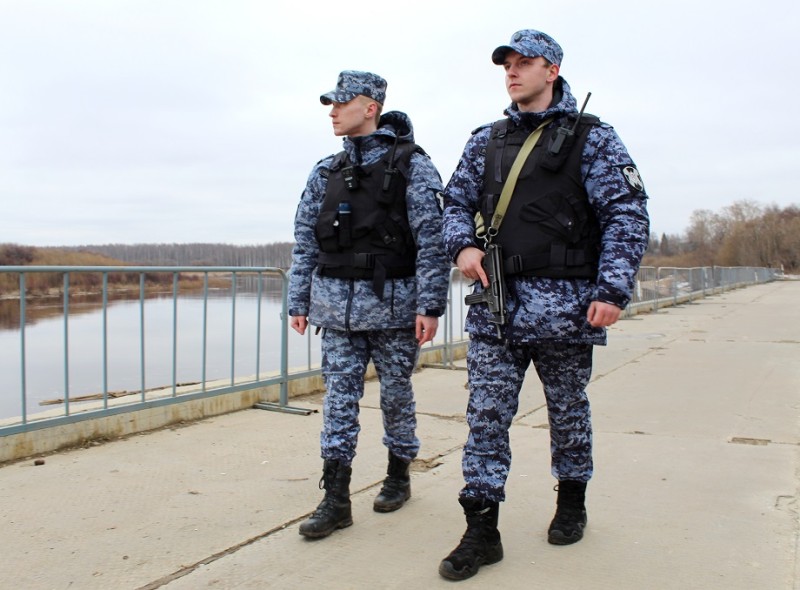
[{"left": 2, "top": 280, "right": 799, "bottom": 590}]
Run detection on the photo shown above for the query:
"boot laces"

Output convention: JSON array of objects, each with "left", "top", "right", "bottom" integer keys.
[{"left": 310, "top": 494, "right": 343, "bottom": 520}]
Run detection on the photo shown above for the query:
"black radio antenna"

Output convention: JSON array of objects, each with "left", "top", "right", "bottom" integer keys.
[{"left": 548, "top": 91, "right": 592, "bottom": 155}]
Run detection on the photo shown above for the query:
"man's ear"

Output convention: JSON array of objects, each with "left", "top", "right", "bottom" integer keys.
[
  {"left": 547, "top": 63, "right": 560, "bottom": 83},
  {"left": 365, "top": 101, "right": 378, "bottom": 118}
]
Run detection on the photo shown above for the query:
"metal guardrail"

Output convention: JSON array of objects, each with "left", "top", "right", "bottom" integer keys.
[
  {"left": 0, "top": 264, "right": 780, "bottom": 437},
  {"left": 0, "top": 266, "right": 298, "bottom": 434},
  {"left": 625, "top": 265, "right": 782, "bottom": 316}
]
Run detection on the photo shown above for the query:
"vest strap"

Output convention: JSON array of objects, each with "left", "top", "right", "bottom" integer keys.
[
  {"left": 317, "top": 252, "right": 416, "bottom": 297},
  {"left": 504, "top": 247, "right": 597, "bottom": 276},
  {"left": 486, "top": 118, "right": 552, "bottom": 238}
]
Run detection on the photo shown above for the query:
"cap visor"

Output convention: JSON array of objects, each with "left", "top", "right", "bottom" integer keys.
[
  {"left": 320, "top": 91, "right": 358, "bottom": 105},
  {"left": 492, "top": 46, "right": 512, "bottom": 64}
]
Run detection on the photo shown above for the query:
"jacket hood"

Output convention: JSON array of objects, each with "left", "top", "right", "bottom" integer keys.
[
  {"left": 340, "top": 110, "right": 415, "bottom": 165},
  {"left": 504, "top": 76, "right": 578, "bottom": 129},
  {"left": 376, "top": 110, "right": 415, "bottom": 143}
]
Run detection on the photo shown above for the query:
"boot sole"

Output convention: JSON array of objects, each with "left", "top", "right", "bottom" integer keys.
[
  {"left": 373, "top": 492, "right": 411, "bottom": 513},
  {"left": 373, "top": 502, "right": 406, "bottom": 513},
  {"left": 438, "top": 544, "right": 504, "bottom": 580},
  {"left": 548, "top": 532, "right": 583, "bottom": 545},
  {"left": 548, "top": 525, "right": 585, "bottom": 545},
  {"left": 548, "top": 511, "right": 587, "bottom": 545},
  {"left": 298, "top": 517, "right": 354, "bottom": 539}
]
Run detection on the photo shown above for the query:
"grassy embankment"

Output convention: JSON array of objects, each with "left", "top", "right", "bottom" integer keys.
[{"left": 0, "top": 245, "right": 223, "bottom": 300}]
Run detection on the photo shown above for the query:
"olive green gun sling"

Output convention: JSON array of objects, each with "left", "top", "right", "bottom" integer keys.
[{"left": 475, "top": 118, "right": 552, "bottom": 240}]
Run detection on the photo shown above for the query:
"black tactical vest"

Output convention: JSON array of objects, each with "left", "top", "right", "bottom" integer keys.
[
  {"left": 479, "top": 114, "right": 601, "bottom": 279},
  {"left": 315, "top": 141, "right": 420, "bottom": 296}
]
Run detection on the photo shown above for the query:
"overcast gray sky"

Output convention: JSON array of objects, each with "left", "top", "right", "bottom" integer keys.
[{"left": 2, "top": 0, "right": 798, "bottom": 247}]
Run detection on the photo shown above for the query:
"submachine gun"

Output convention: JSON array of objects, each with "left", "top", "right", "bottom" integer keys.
[
  {"left": 464, "top": 242, "right": 507, "bottom": 339},
  {"left": 462, "top": 92, "right": 593, "bottom": 339}
]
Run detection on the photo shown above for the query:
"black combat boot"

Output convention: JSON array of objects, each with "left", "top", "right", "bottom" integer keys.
[
  {"left": 438, "top": 497, "right": 503, "bottom": 581},
  {"left": 548, "top": 480, "right": 588, "bottom": 545},
  {"left": 298, "top": 460, "right": 353, "bottom": 539},
  {"left": 373, "top": 451, "right": 411, "bottom": 512}
]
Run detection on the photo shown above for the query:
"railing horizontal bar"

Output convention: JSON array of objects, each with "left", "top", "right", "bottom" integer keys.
[{"left": 0, "top": 264, "right": 781, "bottom": 438}]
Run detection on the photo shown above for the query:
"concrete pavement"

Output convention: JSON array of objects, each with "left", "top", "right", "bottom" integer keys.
[{"left": 1, "top": 280, "right": 799, "bottom": 589}]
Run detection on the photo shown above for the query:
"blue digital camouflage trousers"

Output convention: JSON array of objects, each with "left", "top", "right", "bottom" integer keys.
[
  {"left": 320, "top": 327, "right": 421, "bottom": 466},
  {"left": 460, "top": 336, "right": 594, "bottom": 503}
]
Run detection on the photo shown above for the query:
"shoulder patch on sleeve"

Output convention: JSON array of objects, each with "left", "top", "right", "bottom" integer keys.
[{"left": 621, "top": 165, "right": 645, "bottom": 192}]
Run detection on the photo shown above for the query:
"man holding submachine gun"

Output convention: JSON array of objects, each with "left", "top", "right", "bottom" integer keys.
[
  {"left": 463, "top": 242, "right": 506, "bottom": 338},
  {"left": 440, "top": 28, "right": 650, "bottom": 581}
]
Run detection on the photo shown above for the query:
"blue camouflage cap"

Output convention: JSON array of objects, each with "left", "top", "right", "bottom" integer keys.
[
  {"left": 320, "top": 70, "right": 387, "bottom": 105},
  {"left": 491, "top": 29, "right": 563, "bottom": 66}
]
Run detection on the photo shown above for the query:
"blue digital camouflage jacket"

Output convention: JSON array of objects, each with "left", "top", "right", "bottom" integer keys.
[
  {"left": 442, "top": 78, "right": 650, "bottom": 345},
  {"left": 288, "top": 111, "right": 450, "bottom": 331}
]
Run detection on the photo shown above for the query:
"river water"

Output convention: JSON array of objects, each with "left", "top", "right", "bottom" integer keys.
[{"left": 0, "top": 291, "right": 320, "bottom": 421}]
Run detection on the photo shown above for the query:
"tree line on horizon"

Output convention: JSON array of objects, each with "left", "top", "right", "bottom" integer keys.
[
  {"left": 60, "top": 242, "right": 295, "bottom": 269},
  {"left": 0, "top": 243, "right": 294, "bottom": 296},
  {"left": 643, "top": 200, "right": 800, "bottom": 272},
  {"left": 67, "top": 200, "right": 800, "bottom": 273},
  {"left": 0, "top": 246, "right": 186, "bottom": 296},
  {"left": 2, "top": 199, "right": 799, "bottom": 275}
]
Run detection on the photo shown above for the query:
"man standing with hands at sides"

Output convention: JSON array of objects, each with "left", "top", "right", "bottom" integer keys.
[
  {"left": 288, "top": 71, "right": 450, "bottom": 540},
  {"left": 438, "top": 30, "right": 649, "bottom": 580}
]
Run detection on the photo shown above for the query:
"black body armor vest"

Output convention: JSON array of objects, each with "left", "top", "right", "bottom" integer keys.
[
  {"left": 315, "top": 141, "right": 420, "bottom": 296},
  {"left": 480, "top": 114, "right": 601, "bottom": 279}
]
